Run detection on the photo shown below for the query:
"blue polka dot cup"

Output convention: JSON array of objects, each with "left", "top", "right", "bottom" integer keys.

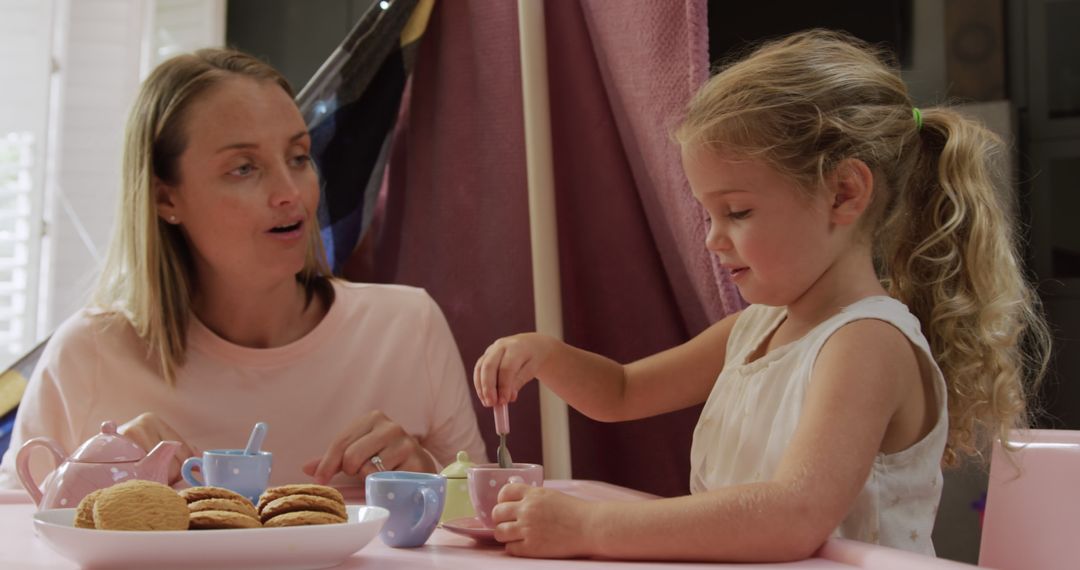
[
  {"left": 181, "top": 449, "right": 272, "bottom": 505},
  {"left": 365, "top": 471, "right": 446, "bottom": 548}
]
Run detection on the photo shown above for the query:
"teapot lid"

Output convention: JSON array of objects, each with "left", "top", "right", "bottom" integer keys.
[
  {"left": 70, "top": 421, "right": 147, "bottom": 463},
  {"left": 439, "top": 450, "right": 475, "bottom": 478}
]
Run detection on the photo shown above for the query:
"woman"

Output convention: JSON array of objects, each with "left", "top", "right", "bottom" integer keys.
[{"left": 0, "top": 49, "right": 485, "bottom": 492}]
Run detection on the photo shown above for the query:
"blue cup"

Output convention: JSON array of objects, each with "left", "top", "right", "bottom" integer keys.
[
  {"left": 181, "top": 449, "right": 272, "bottom": 504},
  {"left": 365, "top": 471, "right": 446, "bottom": 548}
]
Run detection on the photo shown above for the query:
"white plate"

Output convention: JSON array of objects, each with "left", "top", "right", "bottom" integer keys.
[{"left": 33, "top": 504, "right": 388, "bottom": 570}]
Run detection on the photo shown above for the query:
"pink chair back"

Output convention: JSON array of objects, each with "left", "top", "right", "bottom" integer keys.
[{"left": 979, "top": 429, "right": 1080, "bottom": 569}]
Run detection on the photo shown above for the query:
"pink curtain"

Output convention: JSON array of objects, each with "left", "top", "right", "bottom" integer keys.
[{"left": 347, "top": 0, "right": 743, "bottom": 497}]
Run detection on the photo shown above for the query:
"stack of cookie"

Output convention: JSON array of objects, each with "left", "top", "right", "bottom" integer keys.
[
  {"left": 256, "top": 484, "right": 348, "bottom": 527},
  {"left": 74, "top": 480, "right": 189, "bottom": 531},
  {"left": 180, "top": 486, "right": 262, "bottom": 529}
]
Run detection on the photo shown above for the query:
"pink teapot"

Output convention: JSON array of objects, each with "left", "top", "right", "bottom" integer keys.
[{"left": 16, "top": 420, "right": 181, "bottom": 509}]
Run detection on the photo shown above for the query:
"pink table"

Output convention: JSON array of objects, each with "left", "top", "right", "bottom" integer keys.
[{"left": 0, "top": 481, "right": 975, "bottom": 569}]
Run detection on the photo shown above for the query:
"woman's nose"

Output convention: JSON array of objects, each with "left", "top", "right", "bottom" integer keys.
[{"left": 268, "top": 164, "right": 302, "bottom": 206}]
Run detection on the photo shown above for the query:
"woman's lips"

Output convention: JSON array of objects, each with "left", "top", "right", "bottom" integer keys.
[{"left": 267, "top": 219, "right": 304, "bottom": 241}]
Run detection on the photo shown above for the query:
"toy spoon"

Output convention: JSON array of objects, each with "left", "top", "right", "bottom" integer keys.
[
  {"left": 244, "top": 422, "right": 268, "bottom": 455},
  {"left": 494, "top": 405, "right": 512, "bottom": 468}
]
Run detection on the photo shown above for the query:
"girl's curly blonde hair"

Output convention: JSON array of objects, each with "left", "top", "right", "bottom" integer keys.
[{"left": 677, "top": 29, "right": 1051, "bottom": 466}]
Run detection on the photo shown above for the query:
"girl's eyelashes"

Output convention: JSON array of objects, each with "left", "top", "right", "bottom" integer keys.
[{"left": 703, "top": 207, "right": 750, "bottom": 224}]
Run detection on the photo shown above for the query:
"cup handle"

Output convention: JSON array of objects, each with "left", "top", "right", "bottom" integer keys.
[
  {"left": 412, "top": 487, "right": 441, "bottom": 535},
  {"left": 181, "top": 456, "right": 204, "bottom": 487}
]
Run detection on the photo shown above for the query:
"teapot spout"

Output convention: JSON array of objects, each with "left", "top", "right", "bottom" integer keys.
[{"left": 136, "top": 440, "right": 182, "bottom": 484}]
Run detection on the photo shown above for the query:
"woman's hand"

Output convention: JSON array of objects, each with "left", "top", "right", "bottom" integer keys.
[
  {"left": 117, "top": 412, "right": 198, "bottom": 485},
  {"left": 302, "top": 410, "right": 435, "bottom": 485},
  {"left": 473, "top": 333, "right": 557, "bottom": 407},
  {"left": 491, "top": 483, "right": 595, "bottom": 558}
]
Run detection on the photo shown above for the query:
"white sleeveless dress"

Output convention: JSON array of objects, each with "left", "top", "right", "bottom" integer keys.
[{"left": 689, "top": 296, "right": 947, "bottom": 555}]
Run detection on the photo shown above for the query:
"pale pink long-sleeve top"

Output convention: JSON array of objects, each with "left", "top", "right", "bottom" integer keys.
[{"left": 0, "top": 281, "right": 487, "bottom": 492}]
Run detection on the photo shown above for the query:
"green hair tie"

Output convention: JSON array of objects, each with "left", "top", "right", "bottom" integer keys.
[{"left": 912, "top": 107, "right": 923, "bottom": 131}]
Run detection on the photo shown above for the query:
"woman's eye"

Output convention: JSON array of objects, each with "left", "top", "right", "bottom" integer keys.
[
  {"left": 728, "top": 209, "right": 751, "bottom": 220},
  {"left": 229, "top": 163, "right": 255, "bottom": 177},
  {"left": 290, "top": 154, "right": 312, "bottom": 168}
]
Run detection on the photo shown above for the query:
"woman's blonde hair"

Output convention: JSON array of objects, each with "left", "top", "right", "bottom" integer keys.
[
  {"left": 93, "top": 48, "right": 333, "bottom": 385},
  {"left": 677, "top": 29, "right": 1051, "bottom": 465}
]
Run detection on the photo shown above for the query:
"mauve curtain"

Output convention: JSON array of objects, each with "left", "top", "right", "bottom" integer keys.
[{"left": 346, "top": 0, "right": 743, "bottom": 497}]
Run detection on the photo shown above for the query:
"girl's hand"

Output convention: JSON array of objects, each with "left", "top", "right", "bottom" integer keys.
[
  {"left": 473, "top": 333, "right": 556, "bottom": 407},
  {"left": 117, "top": 412, "right": 198, "bottom": 485},
  {"left": 302, "top": 410, "right": 436, "bottom": 485},
  {"left": 491, "top": 483, "right": 595, "bottom": 558}
]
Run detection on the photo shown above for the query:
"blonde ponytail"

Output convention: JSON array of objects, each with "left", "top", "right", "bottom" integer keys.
[{"left": 879, "top": 108, "right": 1050, "bottom": 464}]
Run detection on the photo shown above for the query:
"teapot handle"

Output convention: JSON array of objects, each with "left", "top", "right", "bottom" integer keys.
[{"left": 15, "top": 437, "right": 67, "bottom": 506}]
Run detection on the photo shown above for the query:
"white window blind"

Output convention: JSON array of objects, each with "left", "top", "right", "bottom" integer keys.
[
  {"left": 0, "top": 134, "right": 34, "bottom": 363},
  {"left": 0, "top": 0, "right": 224, "bottom": 371},
  {"left": 0, "top": 0, "right": 53, "bottom": 371}
]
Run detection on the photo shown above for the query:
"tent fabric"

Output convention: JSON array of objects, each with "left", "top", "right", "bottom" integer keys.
[
  {"left": 303, "top": 0, "right": 423, "bottom": 274},
  {"left": 348, "top": 0, "right": 743, "bottom": 497}
]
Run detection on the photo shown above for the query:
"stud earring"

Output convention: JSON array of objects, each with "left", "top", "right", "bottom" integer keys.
[{"left": 168, "top": 215, "right": 178, "bottom": 223}]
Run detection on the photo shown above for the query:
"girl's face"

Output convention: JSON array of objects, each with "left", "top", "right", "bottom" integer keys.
[
  {"left": 156, "top": 76, "right": 317, "bottom": 288},
  {"left": 683, "top": 146, "right": 837, "bottom": 306}
]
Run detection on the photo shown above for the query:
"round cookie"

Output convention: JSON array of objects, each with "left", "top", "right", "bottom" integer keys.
[
  {"left": 180, "top": 486, "right": 253, "bottom": 506},
  {"left": 93, "top": 480, "right": 189, "bottom": 531},
  {"left": 189, "top": 510, "right": 261, "bottom": 530},
  {"left": 188, "top": 498, "right": 259, "bottom": 520},
  {"left": 263, "top": 510, "right": 346, "bottom": 527},
  {"left": 257, "top": 484, "right": 343, "bottom": 513},
  {"left": 74, "top": 488, "right": 104, "bottom": 529},
  {"left": 259, "top": 494, "right": 347, "bottom": 523}
]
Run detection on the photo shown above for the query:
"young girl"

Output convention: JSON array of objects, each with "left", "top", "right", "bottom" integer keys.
[{"left": 473, "top": 29, "right": 1049, "bottom": 561}]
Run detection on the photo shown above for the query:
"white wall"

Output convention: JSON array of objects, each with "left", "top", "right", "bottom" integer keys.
[
  {"left": 41, "top": 0, "right": 224, "bottom": 332},
  {"left": 43, "top": 0, "right": 148, "bottom": 329}
]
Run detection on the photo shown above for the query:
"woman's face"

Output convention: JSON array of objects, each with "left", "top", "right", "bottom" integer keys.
[{"left": 156, "top": 76, "right": 317, "bottom": 289}]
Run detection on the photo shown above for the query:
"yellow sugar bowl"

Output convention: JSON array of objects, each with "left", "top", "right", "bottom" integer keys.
[{"left": 439, "top": 450, "right": 476, "bottom": 523}]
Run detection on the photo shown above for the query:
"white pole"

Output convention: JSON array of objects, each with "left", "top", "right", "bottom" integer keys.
[{"left": 517, "top": 0, "right": 572, "bottom": 480}]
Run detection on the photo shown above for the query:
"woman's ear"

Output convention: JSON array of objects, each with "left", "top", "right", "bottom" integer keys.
[
  {"left": 154, "top": 178, "right": 180, "bottom": 224},
  {"left": 829, "top": 158, "right": 874, "bottom": 225}
]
